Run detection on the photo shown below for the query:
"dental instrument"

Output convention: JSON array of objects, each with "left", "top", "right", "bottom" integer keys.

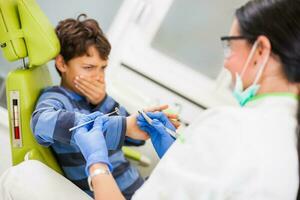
[
  {"left": 138, "top": 110, "right": 179, "bottom": 139},
  {"left": 69, "top": 107, "right": 120, "bottom": 132}
]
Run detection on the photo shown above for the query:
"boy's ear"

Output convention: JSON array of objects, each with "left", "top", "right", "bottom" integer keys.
[{"left": 55, "top": 55, "right": 67, "bottom": 73}]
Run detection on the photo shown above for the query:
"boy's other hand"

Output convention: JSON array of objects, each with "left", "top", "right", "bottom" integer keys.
[
  {"left": 126, "top": 114, "right": 150, "bottom": 140},
  {"left": 74, "top": 75, "right": 106, "bottom": 105},
  {"left": 144, "top": 104, "right": 169, "bottom": 112},
  {"left": 144, "top": 105, "right": 181, "bottom": 129}
]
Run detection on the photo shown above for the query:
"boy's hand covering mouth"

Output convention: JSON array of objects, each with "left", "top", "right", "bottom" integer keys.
[{"left": 74, "top": 76, "right": 106, "bottom": 105}]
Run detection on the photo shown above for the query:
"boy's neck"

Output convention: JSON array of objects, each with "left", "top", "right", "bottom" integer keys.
[
  {"left": 60, "top": 80, "right": 85, "bottom": 101},
  {"left": 60, "top": 79, "right": 71, "bottom": 90}
]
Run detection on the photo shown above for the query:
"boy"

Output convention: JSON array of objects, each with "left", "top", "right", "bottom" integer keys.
[{"left": 31, "top": 14, "right": 148, "bottom": 199}]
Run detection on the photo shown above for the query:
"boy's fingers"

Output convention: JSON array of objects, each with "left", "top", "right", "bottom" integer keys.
[
  {"left": 144, "top": 105, "right": 168, "bottom": 112},
  {"left": 75, "top": 77, "right": 97, "bottom": 92},
  {"left": 170, "top": 120, "right": 181, "bottom": 128},
  {"left": 163, "top": 113, "right": 180, "bottom": 128},
  {"left": 76, "top": 85, "right": 97, "bottom": 104},
  {"left": 75, "top": 78, "right": 105, "bottom": 99},
  {"left": 146, "top": 112, "right": 165, "bottom": 119},
  {"left": 76, "top": 82, "right": 106, "bottom": 105},
  {"left": 165, "top": 115, "right": 180, "bottom": 128},
  {"left": 75, "top": 83, "right": 89, "bottom": 97},
  {"left": 75, "top": 82, "right": 94, "bottom": 98},
  {"left": 164, "top": 113, "right": 178, "bottom": 119},
  {"left": 77, "top": 76, "right": 104, "bottom": 90}
]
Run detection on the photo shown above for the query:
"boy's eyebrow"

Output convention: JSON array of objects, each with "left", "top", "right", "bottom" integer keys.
[
  {"left": 82, "top": 63, "right": 107, "bottom": 68},
  {"left": 82, "top": 63, "right": 97, "bottom": 67}
]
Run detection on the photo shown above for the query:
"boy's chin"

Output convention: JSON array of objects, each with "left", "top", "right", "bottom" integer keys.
[
  {"left": 77, "top": 91, "right": 86, "bottom": 98},
  {"left": 72, "top": 87, "right": 85, "bottom": 97}
]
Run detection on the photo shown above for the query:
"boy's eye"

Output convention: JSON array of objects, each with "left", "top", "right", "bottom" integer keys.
[{"left": 83, "top": 66, "right": 93, "bottom": 70}]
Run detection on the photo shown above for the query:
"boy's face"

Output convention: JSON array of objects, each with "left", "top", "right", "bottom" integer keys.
[{"left": 56, "top": 45, "right": 108, "bottom": 105}]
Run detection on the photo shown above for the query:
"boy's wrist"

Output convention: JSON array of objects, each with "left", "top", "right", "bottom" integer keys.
[
  {"left": 126, "top": 114, "right": 149, "bottom": 140},
  {"left": 125, "top": 115, "right": 135, "bottom": 136}
]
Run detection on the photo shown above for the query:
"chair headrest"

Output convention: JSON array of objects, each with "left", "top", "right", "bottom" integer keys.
[
  {"left": 0, "top": 0, "right": 60, "bottom": 67},
  {"left": 0, "top": 0, "right": 27, "bottom": 61}
]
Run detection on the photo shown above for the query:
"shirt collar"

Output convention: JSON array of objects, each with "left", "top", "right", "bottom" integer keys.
[{"left": 60, "top": 86, "right": 86, "bottom": 101}]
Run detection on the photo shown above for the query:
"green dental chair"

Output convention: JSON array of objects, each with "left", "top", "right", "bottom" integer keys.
[
  {"left": 0, "top": 0, "right": 150, "bottom": 176},
  {"left": 1, "top": 0, "right": 63, "bottom": 174}
]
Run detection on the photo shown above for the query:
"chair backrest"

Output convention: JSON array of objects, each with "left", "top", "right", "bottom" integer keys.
[{"left": 0, "top": 0, "right": 63, "bottom": 174}]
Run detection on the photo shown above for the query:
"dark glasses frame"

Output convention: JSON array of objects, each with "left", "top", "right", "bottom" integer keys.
[
  {"left": 220, "top": 36, "right": 249, "bottom": 41},
  {"left": 220, "top": 35, "right": 256, "bottom": 42}
]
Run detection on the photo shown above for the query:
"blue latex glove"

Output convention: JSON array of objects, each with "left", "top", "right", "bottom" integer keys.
[
  {"left": 146, "top": 112, "right": 177, "bottom": 133},
  {"left": 137, "top": 112, "right": 176, "bottom": 158},
  {"left": 74, "top": 112, "right": 112, "bottom": 175}
]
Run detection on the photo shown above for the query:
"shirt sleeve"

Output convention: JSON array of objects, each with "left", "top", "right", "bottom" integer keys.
[
  {"left": 30, "top": 92, "right": 82, "bottom": 146},
  {"left": 103, "top": 116, "right": 127, "bottom": 150},
  {"left": 93, "top": 95, "right": 145, "bottom": 146},
  {"left": 31, "top": 91, "right": 127, "bottom": 150},
  {"left": 92, "top": 95, "right": 129, "bottom": 149}
]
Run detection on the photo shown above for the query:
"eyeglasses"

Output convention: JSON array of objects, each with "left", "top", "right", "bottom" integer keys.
[
  {"left": 220, "top": 36, "right": 251, "bottom": 48},
  {"left": 220, "top": 36, "right": 249, "bottom": 41},
  {"left": 220, "top": 36, "right": 251, "bottom": 58}
]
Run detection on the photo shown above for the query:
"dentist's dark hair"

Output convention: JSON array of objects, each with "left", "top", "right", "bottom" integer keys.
[{"left": 235, "top": 0, "right": 300, "bottom": 198}]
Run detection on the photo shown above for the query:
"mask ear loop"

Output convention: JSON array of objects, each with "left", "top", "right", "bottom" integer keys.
[
  {"left": 240, "top": 40, "right": 259, "bottom": 78},
  {"left": 252, "top": 51, "right": 270, "bottom": 85}
]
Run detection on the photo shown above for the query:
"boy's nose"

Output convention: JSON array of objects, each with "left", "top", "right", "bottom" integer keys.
[{"left": 93, "top": 74, "right": 104, "bottom": 82}]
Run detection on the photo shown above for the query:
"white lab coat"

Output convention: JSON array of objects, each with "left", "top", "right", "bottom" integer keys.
[{"left": 133, "top": 96, "right": 299, "bottom": 200}]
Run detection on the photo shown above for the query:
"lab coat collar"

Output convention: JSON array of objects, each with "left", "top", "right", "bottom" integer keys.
[{"left": 245, "top": 93, "right": 298, "bottom": 114}]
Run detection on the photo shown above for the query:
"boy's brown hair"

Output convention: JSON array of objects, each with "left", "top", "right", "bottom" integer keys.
[{"left": 55, "top": 14, "right": 111, "bottom": 75}]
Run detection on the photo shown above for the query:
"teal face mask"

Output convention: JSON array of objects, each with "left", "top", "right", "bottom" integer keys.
[
  {"left": 233, "top": 73, "right": 260, "bottom": 106},
  {"left": 233, "top": 41, "right": 270, "bottom": 106}
]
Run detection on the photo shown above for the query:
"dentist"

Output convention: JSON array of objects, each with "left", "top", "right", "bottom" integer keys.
[{"left": 82, "top": 0, "right": 300, "bottom": 199}]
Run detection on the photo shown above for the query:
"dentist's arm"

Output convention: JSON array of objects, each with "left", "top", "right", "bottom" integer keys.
[
  {"left": 89, "top": 163, "right": 125, "bottom": 200},
  {"left": 74, "top": 115, "right": 125, "bottom": 200}
]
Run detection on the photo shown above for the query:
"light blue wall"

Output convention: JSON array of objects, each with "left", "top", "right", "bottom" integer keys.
[{"left": 152, "top": 0, "right": 247, "bottom": 79}]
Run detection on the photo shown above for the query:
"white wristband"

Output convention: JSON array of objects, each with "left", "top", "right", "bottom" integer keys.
[{"left": 88, "top": 167, "right": 110, "bottom": 191}]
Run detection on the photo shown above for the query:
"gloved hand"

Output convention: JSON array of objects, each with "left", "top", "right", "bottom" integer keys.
[
  {"left": 137, "top": 112, "right": 176, "bottom": 158},
  {"left": 147, "top": 112, "right": 177, "bottom": 133},
  {"left": 74, "top": 112, "right": 112, "bottom": 175}
]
